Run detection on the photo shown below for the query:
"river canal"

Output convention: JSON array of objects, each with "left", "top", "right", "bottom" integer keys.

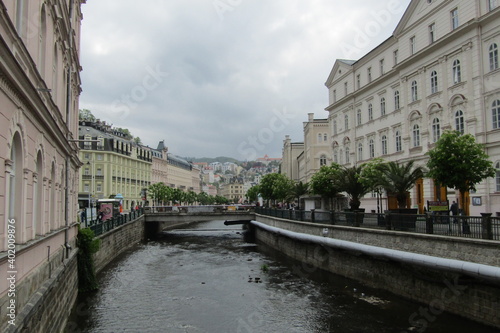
[{"left": 65, "top": 220, "right": 498, "bottom": 333}]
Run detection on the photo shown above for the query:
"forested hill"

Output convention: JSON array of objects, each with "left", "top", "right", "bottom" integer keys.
[{"left": 183, "top": 156, "right": 241, "bottom": 164}]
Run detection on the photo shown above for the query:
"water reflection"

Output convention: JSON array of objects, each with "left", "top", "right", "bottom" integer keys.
[{"left": 66, "top": 220, "right": 498, "bottom": 333}]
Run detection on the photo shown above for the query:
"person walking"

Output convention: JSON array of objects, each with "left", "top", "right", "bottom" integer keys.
[{"left": 450, "top": 201, "right": 458, "bottom": 224}]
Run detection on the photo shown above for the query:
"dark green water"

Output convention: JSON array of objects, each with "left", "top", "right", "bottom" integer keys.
[{"left": 65, "top": 220, "right": 499, "bottom": 333}]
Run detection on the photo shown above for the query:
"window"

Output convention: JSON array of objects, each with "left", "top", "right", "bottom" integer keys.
[
  {"left": 381, "top": 135, "right": 388, "bottom": 155},
  {"left": 489, "top": 43, "right": 498, "bottom": 71},
  {"left": 432, "top": 118, "right": 441, "bottom": 143},
  {"left": 455, "top": 110, "right": 465, "bottom": 134},
  {"left": 369, "top": 139, "right": 375, "bottom": 158},
  {"left": 394, "top": 49, "right": 398, "bottom": 66},
  {"left": 333, "top": 120, "right": 337, "bottom": 135},
  {"left": 368, "top": 67, "right": 372, "bottom": 82},
  {"left": 368, "top": 103, "right": 373, "bottom": 121},
  {"left": 97, "top": 136, "right": 104, "bottom": 150},
  {"left": 344, "top": 82, "right": 348, "bottom": 95},
  {"left": 453, "top": 59, "right": 461, "bottom": 84},
  {"left": 324, "top": 134, "right": 327, "bottom": 141},
  {"left": 380, "top": 59, "right": 385, "bottom": 75},
  {"left": 396, "top": 131, "right": 402, "bottom": 152},
  {"left": 84, "top": 168, "right": 89, "bottom": 176},
  {"left": 357, "top": 74, "right": 361, "bottom": 89},
  {"left": 413, "top": 124, "right": 420, "bottom": 147},
  {"left": 97, "top": 168, "right": 102, "bottom": 176},
  {"left": 320, "top": 155, "right": 327, "bottom": 166},
  {"left": 84, "top": 184, "right": 90, "bottom": 192},
  {"left": 410, "top": 36, "right": 416, "bottom": 55},
  {"left": 493, "top": 100, "right": 500, "bottom": 129},
  {"left": 333, "top": 90, "right": 337, "bottom": 102},
  {"left": 380, "top": 97, "right": 386, "bottom": 116},
  {"left": 96, "top": 183, "right": 102, "bottom": 192},
  {"left": 345, "top": 115, "right": 349, "bottom": 130},
  {"left": 429, "top": 23, "right": 435, "bottom": 43},
  {"left": 97, "top": 154, "right": 103, "bottom": 161},
  {"left": 394, "top": 90, "right": 400, "bottom": 110},
  {"left": 333, "top": 151, "right": 338, "bottom": 164},
  {"left": 345, "top": 147, "right": 350, "bottom": 164},
  {"left": 318, "top": 134, "right": 322, "bottom": 143},
  {"left": 357, "top": 143, "right": 363, "bottom": 161},
  {"left": 84, "top": 135, "right": 92, "bottom": 149},
  {"left": 489, "top": 0, "right": 498, "bottom": 11},
  {"left": 451, "top": 9, "right": 459, "bottom": 30},
  {"left": 411, "top": 80, "right": 418, "bottom": 102},
  {"left": 496, "top": 162, "right": 500, "bottom": 191},
  {"left": 430, "top": 71, "right": 438, "bottom": 94},
  {"left": 357, "top": 109, "right": 362, "bottom": 125}
]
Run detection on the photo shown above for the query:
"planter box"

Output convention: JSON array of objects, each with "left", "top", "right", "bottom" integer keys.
[{"left": 388, "top": 208, "right": 418, "bottom": 231}]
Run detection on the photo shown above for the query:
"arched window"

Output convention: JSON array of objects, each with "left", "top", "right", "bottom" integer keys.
[
  {"left": 394, "top": 90, "right": 400, "bottom": 110},
  {"left": 6, "top": 133, "right": 24, "bottom": 249},
  {"left": 395, "top": 130, "right": 402, "bottom": 152},
  {"left": 357, "top": 142, "right": 363, "bottom": 161},
  {"left": 333, "top": 150, "right": 338, "bottom": 163},
  {"left": 380, "top": 97, "right": 386, "bottom": 116},
  {"left": 15, "top": 0, "right": 27, "bottom": 37},
  {"left": 345, "top": 147, "right": 350, "bottom": 164},
  {"left": 413, "top": 124, "right": 420, "bottom": 147},
  {"left": 34, "top": 151, "right": 44, "bottom": 236},
  {"left": 357, "top": 109, "right": 362, "bottom": 125},
  {"left": 493, "top": 100, "right": 500, "bottom": 129},
  {"left": 452, "top": 59, "right": 461, "bottom": 84},
  {"left": 344, "top": 115, "right": 349, "bottom": 130},
  {"left": 490, "top": 43, "right": 498, "bottom": 72},
  {"left": 368, "top": 103, "right": 373, "bottom": 121},
  {"left": 319, "top": 155, "right": 327, "bottom": 166},
  {"left": 317, "top": 133, "right": 322, "bottom": 143},
  {"left": 39, "top": 5, "right": 47, "bottom": 77},
  {"left": 411, "top": 81, "right": 418, "bottom": 102},
  {"left": 432, "top": 118, "right": 441, "bottom": 143},
  {"left": 430, "top": 71, "right": 438, "bottom": 94},
  {"left": 324, "top": 134, "right": 327, "bottom": 142},
  {"left": 381, "top": 135, "right": 388, "bottom": 155},
  {"left": 455, "top": 110, "right": 464, "bottom": 134},
  {"left": 369, "top": 139, "right": 375, "bottom": 158}
]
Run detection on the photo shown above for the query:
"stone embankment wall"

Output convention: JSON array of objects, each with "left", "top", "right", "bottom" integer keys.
[
  {"left": 93, "top": 216, "right": 146, "bottom": 273},
  {"left": 253, "top": 214, "right": 500, "bottom": 329}
]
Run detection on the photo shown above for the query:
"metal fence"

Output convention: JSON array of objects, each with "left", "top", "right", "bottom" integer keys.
[
  {"left": 83, "top": 208, "right": 144, "bottom": 237},
  {"left": 256, "top": 207, "right": 500, "bottom": 241}
]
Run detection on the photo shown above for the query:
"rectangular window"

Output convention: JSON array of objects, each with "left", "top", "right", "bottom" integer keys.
[
  {"left": 393, "top": 49, "right": 398, "bottom": 66},
  {"left": 380, "top": 59, "right": 384, "bottom": 75},
  {"left": 368, "top": 67, "right": 372, "bottom": 82},
  {"left": 429, "top": 23, "right": 435, "bottom": 44},
  {"left": 357, "top": 74, "right": 360, "bottom": 89},
  {"left": 489, "top": 0, "right": 498, "bottom": 11},
  {"left": 451, "top": 9, "right": 458, "bottom": 30},
  {"left": 84, "top": 184, "right": 89, "bottom": 192},
  {"left": 410, "top": 36, "right": 416, "bottom": 55}
]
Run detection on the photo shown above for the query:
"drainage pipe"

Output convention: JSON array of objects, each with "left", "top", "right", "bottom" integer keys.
[{"left": 251, "top": 221, "right": 500, "bottom": 282}]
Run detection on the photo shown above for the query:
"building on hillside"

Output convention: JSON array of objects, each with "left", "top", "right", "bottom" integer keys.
[
  {"left": 202, "top": 184, "right": 218, "bottom": 196},
  {"left": 300, "top": 113, "right": 332, "bottom": 182},
  {"left": 324, "top": 0, "right": 500, "bottom": 215},
  {"left": 219, "top": 182, "right": 244, "bottom": 203},
  {"left": 0, "top": 1, "right": 85, "bottom": 331},
  {"left": 256, "top": 154, "right": 282, "bottom": 165},
  {"left": 78, "top": 121, "right": 152, "bottom": 211},
  {"left": 191, "top": 164, "right": 202, "bottom": 193}
]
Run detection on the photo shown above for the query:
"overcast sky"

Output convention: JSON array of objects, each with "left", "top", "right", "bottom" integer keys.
[{"left": 79, "top": 0, "right": 412, "bottom": 160}]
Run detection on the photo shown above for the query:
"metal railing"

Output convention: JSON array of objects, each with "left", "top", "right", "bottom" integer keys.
[
  {"left": 255, "top": 207, "right": 500, "bottom": 241},
  {"left": 83, "top": 208, "right": 144, "bottom": 237}
]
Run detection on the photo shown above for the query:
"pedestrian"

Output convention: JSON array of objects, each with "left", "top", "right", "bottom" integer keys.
[
  {"left": 98, "top": 209, "right": 104, "bottom": 222},
  {"left": 450, "top": 201, "right": 458, "bottom": 223},
  {"left": 80, "top": 208, "right": 87, "bottom": 224}
]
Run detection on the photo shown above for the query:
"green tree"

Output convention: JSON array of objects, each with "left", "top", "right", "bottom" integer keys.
[
  {"left": 134, "top": 136, "right": 142, "bottom": 145},
  {"left": 79, "top": 109, "right": 96, "bottom": 122},
  {"left": 310, "top": 164, "right": 343, "bottom": 209},
  {"left": 426, "top": 131, "right": 495, "bottom": 214},
  {"left": 148, "top": 182, "right": 167, "bottom": 206},
  {"left": 338, "top": 165, "right": 372, "bottom": 210},
  {"left": 246, "top": 185, "right": 260, "bottom": 203},
  {"left": 379, "top": 160, "right": 426, "bottom": 209},
  {"left": 259, "top": 173, "right": 294, "bottom": 206}
]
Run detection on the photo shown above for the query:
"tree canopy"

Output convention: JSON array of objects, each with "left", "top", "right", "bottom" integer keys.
[{"left": 426, "top": 131, "right": 495, "bottom": 212}]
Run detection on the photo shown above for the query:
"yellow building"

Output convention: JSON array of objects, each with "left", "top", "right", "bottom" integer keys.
[{"left": 78, "top": 121, "right": 152, "bottom": 211}]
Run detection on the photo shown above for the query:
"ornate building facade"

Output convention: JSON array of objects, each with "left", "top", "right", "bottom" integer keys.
[{"left": 0, "top": 1, "right": 85, "bottom": 331}]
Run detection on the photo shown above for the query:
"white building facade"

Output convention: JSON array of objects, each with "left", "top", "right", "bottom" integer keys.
[{"left": 325, "top": 0, "right": 500, "bottom": 215}]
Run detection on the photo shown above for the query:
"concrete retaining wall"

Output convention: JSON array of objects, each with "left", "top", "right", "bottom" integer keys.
[{"left": 253, "top": 215, "right": 500, "bottom": 329}]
